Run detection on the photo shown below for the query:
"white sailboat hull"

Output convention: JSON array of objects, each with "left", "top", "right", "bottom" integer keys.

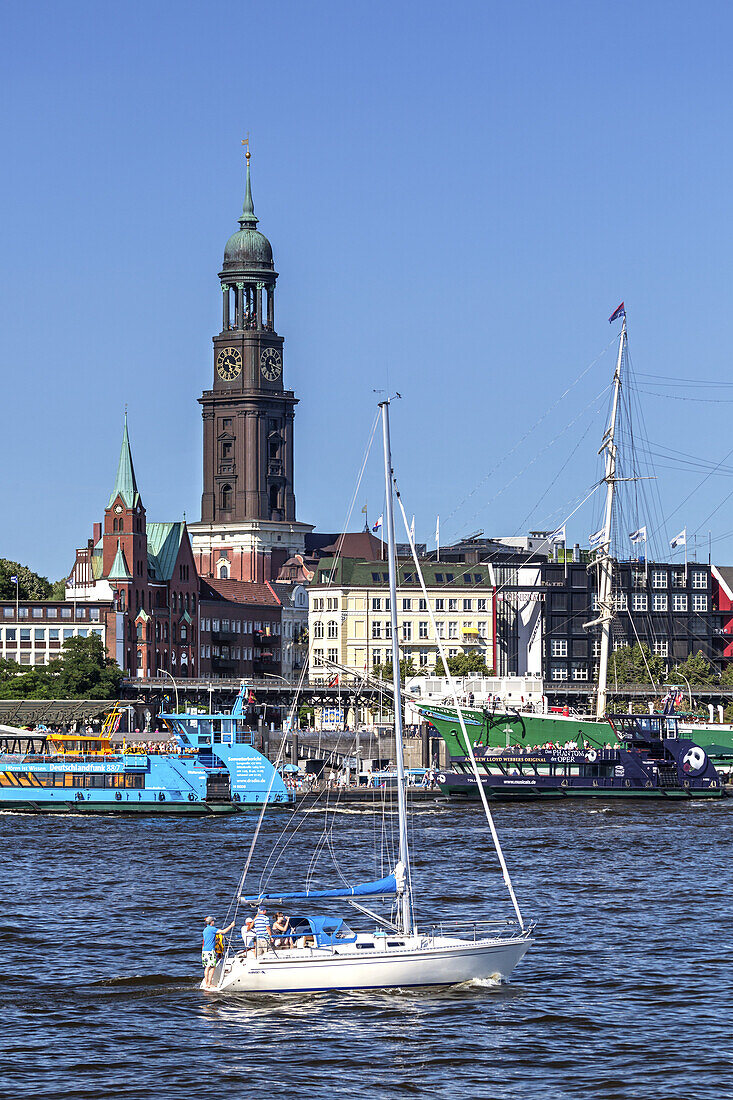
[{"left": 206, "top": 933, "right": 533, "bottom": 994}]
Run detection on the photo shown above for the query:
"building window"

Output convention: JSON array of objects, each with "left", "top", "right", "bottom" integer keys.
[
  {"left": 612, "top": 592, "right": 628, "bottom": 611},
  {"left": 448, "top": 621, "right": 458, "bottom": 639},
  {"left": 419, "top": 649, "right": 429, "bottom": 666},
  {"left": 371, "top": 622, "right": 381, "bottom": 639},
  {"left": 372, "top": 597, "right": 381, "bottom": 611},
  {"left": 402, "top": 598, "right": 411, "bottom": 611},
  {"left": 402, "top": 622, "right": 412, "bottom": 642},
  {"left": 592, "top": 638, "right": 601, "bottom": 657},
  {"left": 313, "top": 621, "right": 323, "bottom": 639},
  {"left": 613, "top": 638, "right": 627, "bottom": 650},
  {"left": 220, "top": 484, "right": 233, "bottom": 511},
  {"left": 653, "top": 640, "right": 669, "bottom": 657},
  {"left": 418, "top": 598, "right": 427, "bottom": 612},
  {"left": 478, "top": 621, "right": 488, "bottom": 637},
  {"left": 327, "top": 621, "right": 338, "bottom": 639},
  {"left": 448, "top": 598, "right": 458, "bottom": 612},
  {"left": 691, "top": 571, "right": 707, "bottom": 589},
  {"left": 372, "top": 650, "right": 381, "bottom": 667},
  {"left": 34, "top": 629, "right": 45, "bottom": 643},
  {"left": 671, "top": 569, "right": 685, "bottom": 588},
  {"left": 419, "top": 621, "right": 428, "bottom": 639},
  {"left": 219, "top": 564, "right": 229, "bottom": 579},
  {"left": 551, "top": 639, "right": 568, "bottom": 657},
  {"left": 327, "top": 648, "right": 338, "bottom": 663},
  {"left": 436, "top": 622, "right": 445, "bottom": 639},
  {"left": 591, "top": 595, "right": 599, "bottom": 611},
  {"left": 477, "top": 598, "right": 487, "bottom": 612},
  {"left": 672, "top": 594, "right": 688, "bottom": 612},
  {"left": 61, "top": 608, "right": 72, "bottom": 619},
  {"left": 32, "top": 608, "right": 43, "bottom": 619},
  {"left": 551, "top": 665, "right": 566, "bottom": 681},
  {"left": 692, "top": 594, "right": 708, "bottom": 612},
  {"left": 435, "top": 599, "right": 445, "bottom": 612},
  {"left": 632, "top": 569, "right": 646, "bottom": 587},
  {"left": 651, "top": 570, "right": 667, "bottom": 589},
  {"left": 632, "top": 593, "right": 648, "bottom": 612},
  {"left": 571, "top": 663, "right": 588, "bottom": 681},
  {"left": 653, "top": 594, "right": 668, "bottom": 612},
  {"left": 463, "top": 599, "right": 473, "bottom": 612}
]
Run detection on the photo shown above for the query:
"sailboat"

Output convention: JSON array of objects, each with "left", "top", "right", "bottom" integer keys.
[{"left": 204, "top": 399, "right": 535, "bottom": 994}]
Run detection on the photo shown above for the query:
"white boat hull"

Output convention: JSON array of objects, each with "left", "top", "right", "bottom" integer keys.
[{"left": 205, "top": 933, "right": 533, "bottom": 994}]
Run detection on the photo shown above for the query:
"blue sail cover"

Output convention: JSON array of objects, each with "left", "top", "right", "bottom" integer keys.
[{"left": 242, "top": 872, "right": 397, "bottom": 903}]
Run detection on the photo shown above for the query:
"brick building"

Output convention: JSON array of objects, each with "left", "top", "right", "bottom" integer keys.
[
  {"left": 67, "top": 416, "right": 199, "bottom": 678},
  {"left": 198, "top": 578, "right": 282, "bottom": 679}
]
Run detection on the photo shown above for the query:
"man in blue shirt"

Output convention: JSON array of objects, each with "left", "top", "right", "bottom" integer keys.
[
  {"left": 253, "top": 907, "right": 273, "bottom": 957},
  {"left": 201, "top": 915, "right": 235, "bottom": 989}
]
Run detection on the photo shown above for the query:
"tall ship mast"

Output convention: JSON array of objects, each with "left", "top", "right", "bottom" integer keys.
[{"left": 586, "top": 311, "right": 627, "bottom": 717}]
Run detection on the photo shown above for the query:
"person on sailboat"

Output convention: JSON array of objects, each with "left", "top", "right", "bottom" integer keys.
[
  {"left": 272, "top": 911, "right": 294, "bottom": 948},
  {"left": 202, "top": 915, "right": 234, "bottom": 989},
  {"left": 254, "top": 907, "right": 273, "bottom": 956}
]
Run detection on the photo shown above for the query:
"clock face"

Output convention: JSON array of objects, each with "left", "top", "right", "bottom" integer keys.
[
  {"left": 260, "top": 347, "right": 282, "bottom": 381},
  {"left": 114, "top": 505, "right": 123, "bottom": 514},
  {"left": 216, "top": 347, "right": 242, "bottom": 380}
]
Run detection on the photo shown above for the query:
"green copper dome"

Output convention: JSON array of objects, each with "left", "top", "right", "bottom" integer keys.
[{"left": 222, "top": 155, "right": 274, "bottom": 273}]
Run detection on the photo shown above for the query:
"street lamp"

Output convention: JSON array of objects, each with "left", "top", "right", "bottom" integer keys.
[
  {"left": 678, "top": 673, "right": 693, "bottom": 711},
  {"left": 160, "top": 669, "right": 180, "bottom": 713}
]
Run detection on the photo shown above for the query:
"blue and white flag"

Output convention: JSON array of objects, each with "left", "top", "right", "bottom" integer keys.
[
  {"left": 589, "top": 529, "right": 605, "bottom": 546},
  {"left": 609, "top": 302, "right": 625, "bottom": 324},
  {"left": 10, "top": 575, "right": 18, "bottom": 584},
  {"left": 373, "top": 515, "right": 383, "bottom": 532},
  {"left": 629, "top": 526, "right": 647, "bottom": 543},
  {"left": 670, "top": 529, "right": 686, "bottom": 549},
  {"left": 549, "top": 525, "right": 566, "bottom": 545}
]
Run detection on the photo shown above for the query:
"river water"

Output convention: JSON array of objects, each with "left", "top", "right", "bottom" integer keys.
[{"left": 1, "top": 798, "right": 731, "bottom": 1100}]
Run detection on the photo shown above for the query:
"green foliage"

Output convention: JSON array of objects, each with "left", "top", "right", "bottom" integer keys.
[
  {"left": 373, "top": 658, "right": 416, "bottom": 684},
  {"left": 50, "top": 579, "right": 67, "bottom": 600},
  {"left": 434, "top": 650, "right": 494, "bottom": 677},
  {"left": 671, "top": 651, "right": 718, "bottom": 686},
  {"left": 607, "top": 643, "right": 666, "bottom": 686},
  {"left": 720, "top": 664, "right": 733, "bottom": 687},
  {"left": 0, "top": 559, "right": 53, "bottom": 601},
  {"left": 0, "top": 634, "right": 122, "bottom": 700}
]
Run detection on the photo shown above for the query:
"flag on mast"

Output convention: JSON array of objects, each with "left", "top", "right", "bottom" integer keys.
[
  {"left": 609, "top": 302, "right": 625, "bottom": 324},
  {"left": 373, "top": 515, "right": 383, "bottom": 532},
  {"left": 549, "top": 525, "right": 566, "bottom": 545},
  {"left": 589, "top": 529, "right": 605, "bottom": 547},
  {"left": 629, "top": 527, "right": 647, "bottom": 543},
  {"left": 409, "top": 516, "right": 415, "bottom": 543},
  {"left": 670, "top": 529, "right": 686, "bottom": 549}
]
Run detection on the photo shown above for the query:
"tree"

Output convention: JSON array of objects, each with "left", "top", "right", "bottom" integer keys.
[
  {"left": 607, "top": 643, "right": 665, "bottom": 686},
  {"left": 672, "top": 651, "right": 718, "bottom": 687},
  {"left": 0, "top": 559, "right": 53, "bottom": 600},
  {"left": 50, "top": 579, "right": 67, "bottom": 600},
  {"left": 720, "top": 664, "right": 733, "bottom": 687},
  {"left": 434, "top": 651, "right": 494, "bottom": 677},
  {"left": 373, "top": 658, "right": 416, "bottom": 684},
  {"left": 0, "top": 634, "right": 122, "bottom": 700}
]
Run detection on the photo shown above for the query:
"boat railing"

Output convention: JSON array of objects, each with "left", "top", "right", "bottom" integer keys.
[{"left": 427, "top": 918, "right": 519, "bottom": 941}]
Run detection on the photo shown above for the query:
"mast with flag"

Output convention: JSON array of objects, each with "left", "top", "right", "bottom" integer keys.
[{"left": 584, "top": 304, "right": 627, "bottom": 718}]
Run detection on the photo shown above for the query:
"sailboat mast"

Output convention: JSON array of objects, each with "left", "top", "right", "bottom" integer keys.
[
  {"left": 595, "top": 316, "right": 626, "bottom": 718},
  {"left": 379, "top": 399, "right": 412, "bottom": 935}
]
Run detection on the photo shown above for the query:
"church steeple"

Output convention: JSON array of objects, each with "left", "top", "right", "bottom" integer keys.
[
  {"left": 238, "top": 150, "right": 258, "bottom": 229},
  {"left": 108, "top": 412, "right": 141, "bottom": 510}
]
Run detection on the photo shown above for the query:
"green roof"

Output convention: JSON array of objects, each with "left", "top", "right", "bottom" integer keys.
[
  {"left": 108, "top": 540, "right": 132, "bottom": 581},
  {"left": 313, "top": 558, "right": 493, "bottom": 587},
  {"left": 147, "top": 522, "right": 186, "bottom": 581},
  {"left": 107, "top": 413, "right": 140, "bottom": 510}
]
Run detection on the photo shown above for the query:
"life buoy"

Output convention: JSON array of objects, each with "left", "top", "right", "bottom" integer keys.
[{"left": 115, "top": 791, "right": 122, "bottom": 801}]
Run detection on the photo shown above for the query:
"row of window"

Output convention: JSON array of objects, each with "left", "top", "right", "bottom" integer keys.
[
  {"left": 311, "top": 596, "right": 490, "bottom": 613},
  {"left": 2, "top": 606, "right": 101, "bottom": 621},
  {"left": 551, "top": 638, "right": 670, "bottom": 658},
  {"left": 648, "top": 569, "right": 708, "bottom": 589},
  {"left": 18, "top": 772, "right": 146, "bottom": 788},
  {"left": 590, "top": 593, "right": 708, "bottom": 613},
  {"left": 200, "top": 618, "right": 281, "bottom": 635},
  {"left": 0, "top": 627, "right": 103, "bottom": 644}
]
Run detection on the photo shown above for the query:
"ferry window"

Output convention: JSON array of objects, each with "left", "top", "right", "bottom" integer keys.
[
  {"left": 90, "top": 775, "right": 106, "bottom": 788},
  {"left": 124, "top": 775, "right": 145, "bottom": 788}
]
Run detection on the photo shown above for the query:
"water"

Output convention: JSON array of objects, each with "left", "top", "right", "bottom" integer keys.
[{"left": 1, "top": 799, "right": 731, "bottom": 1100}]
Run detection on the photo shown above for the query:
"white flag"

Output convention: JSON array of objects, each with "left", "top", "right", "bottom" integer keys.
[
  {"left": 409, "top": 515, "right": 415, "bottom": 543},
  {"left": 372, "top": 515, "right": 383, "bottom": 532},
  {"left": 549, "top": 525, "right": 566, "bottom": 545},
  {"left": 589, "top": 529, "right": 605, "bottom": 546},
  {"left": 670, "top": 529, "right": 686, "bottom": 549},
  {"left": 435, "top": 516, "right": 440, "bottom": 544},
  {"left": 629, "top": 526, "right": 647, "bottom": 543}
]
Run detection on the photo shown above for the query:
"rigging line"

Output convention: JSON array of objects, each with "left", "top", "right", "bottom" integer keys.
[
  {"left": 442, "top": 336, "right": 618, "bottom": 529},
  {"left": 635, "top": 372, "right": 733, "bottom": 385},
  {"left": 625, "top": 610, "right": 661, "bottom": 692},
  {"left": 394, "top": 486, "right": 525, "bottom": 929},
  {"left": 691, "top": 485, "right": 733, "bottom": 539},
  {"left": 513, "top": 418, "right": 599, "bottom": 538},
  {"left": 635, "top": 389, "right": 733, "bottom": 404},
  {"left": 448, "top": 383, "right": 612, "bottom": 543},
  {"left": 649, "top": 439, "right": 733, "bottom": 541},
  {"left": 324, "top": 410, "right": 380, "bottom": 588}
]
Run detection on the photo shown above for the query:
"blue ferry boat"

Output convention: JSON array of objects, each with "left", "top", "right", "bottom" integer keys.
[
  {"left": 437, "top": 713, "right": 724, "bottom": 800},
  {"left": 0, "top": 687, "right": 291, "bottom": 813},
  {"left": 159, "top": 683, "right": 292, "bottom": 807}
]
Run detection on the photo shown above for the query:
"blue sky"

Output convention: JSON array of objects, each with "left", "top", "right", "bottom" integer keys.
[{"left": 4, "top": 0, "right": 733, "bottom": 578}]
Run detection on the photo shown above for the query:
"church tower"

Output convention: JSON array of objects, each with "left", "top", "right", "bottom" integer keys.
[{"left": 188, "top": 148, "right": 312, "bottom": 583}]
